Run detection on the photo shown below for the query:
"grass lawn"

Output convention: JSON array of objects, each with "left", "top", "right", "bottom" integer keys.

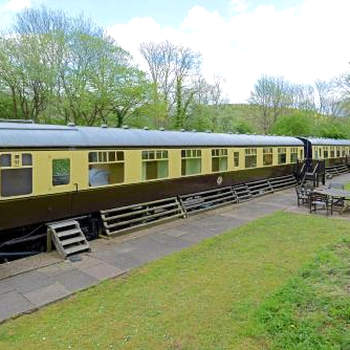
[
  {"left": 256, "top": 238, "right": 350, "bottom": 349},
  {"left": 345, "top": 182, "right": 350, "bottom": 191},
  {"left": 0, "top": 212, "right": 350, "bottom": 349}
]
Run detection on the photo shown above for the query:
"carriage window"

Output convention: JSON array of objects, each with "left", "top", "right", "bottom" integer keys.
[
  {"left": 342, "top": 147, "right": 346, "bottom": 157},
  {"left": 278, "top": 148, "right": 287, "bottom": 164},
  {"left": 1, "top": 153, "right": 33, "bottom": 197},
  {"left": 263, "top": 148, "right": 273, "bottom": 166},
  {"left": 88, "top": 151, "right": 124, "bottom": 187},
  {"left": 181, "top": 149, "right": 201, "bottom": 176},
  {"left": 300, "top": 149, "right": 303, "bottom": 160},
  {"left": 290, "top": 148, "right": 298, "bottom": 163},
  {"left": 52, "top": 159, "right": 70, "bottom": 186},
  {"left": 22, "top": 154, "right": 32, "bottom": 166},
  {"left": 336, "top": 147, "right": 340, "bottom": 157},
  {"left": 323, "top": 147, "right": 328, "bottom": 159},
  {"left": 0, "top": 154, "right": 11, "bottom": 167},
  {"left": 233, "top": 152, "right": 240, "bottom": 167},
  {"left": 142, "top": 150, "right": 168, "bottom": 180},
  {"left": 211, "top": 149, "right": 228, "bottom": 172},
  {"left": 330, "top": 146, "right": 335, "bottom": 158},
  {"left": 245, "top": 148, "right": 257, "bottom": 168}
]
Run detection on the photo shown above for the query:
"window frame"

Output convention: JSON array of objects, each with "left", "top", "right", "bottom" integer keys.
[
  {"left": 245, "top": 148, "right": 257, "bottom": 169},
  {"left": 181, "top": 149, "right": 202, "bottom": 176},
  {"left": 88, "top": 150, "right": 125, "bottom": 187},
  {"left": 262, "top": 147, "right": 273, "bottom": 166},
  {"left": 233, "top": 151, "right": 240, "bottom": 168},
  {"left": 323, "top": 146, "right": 329, "bottom": 159},
  {"left": 52, "top": 158, "right": 71, "bottom": 187},
  {"left": 290, "top": 147, "right": 298, "bottom": 163},
  {"left": 277, "top": 148, "right": 287, "bottom": 165},
  {"left": 141, "top": 149, "right": 169, "bottom": 181},
  {"left": 0, "top": 152, "right": 33, "bottom": 198},
  {"left": 211, "top": 148, "right": 228, "bottom": 173}
]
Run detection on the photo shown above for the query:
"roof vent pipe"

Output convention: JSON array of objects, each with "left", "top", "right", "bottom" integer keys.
[
  {"left": 181, "top": 129, "right": 185, "bottom": 132},
  {"left": 122, "top": 125, "right": 129, "bottom": 129},
  {"left": 67, "top": 122, "right": 75, "bottom": 127},
  {"left": 101, "top": 124, "right": 108, "bottom": 128},
  {"left": 143, "top": 126, "right": 149, "bottom": 130},
  {"left": 159, "top": 127, "right": 165, "bottom": 131}
]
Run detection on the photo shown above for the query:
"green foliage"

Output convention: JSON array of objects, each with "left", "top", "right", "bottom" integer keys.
[
  {"left": 316, "top": 118, "right": 348, "bottom": 139},
  {"left": 256, "top": 239, "right": 350, "bottom": 349},
  {"left": 271, "top": 112, "right": 314, "bottom": 136},
  {"left": 184, "top": 104, "right": 213, "bottom": 131},
  {"left": 0, "top": 92, "right": 17, "bottom": 119}
]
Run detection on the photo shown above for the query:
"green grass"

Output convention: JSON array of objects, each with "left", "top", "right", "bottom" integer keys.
[
  {"left": 255, "top": 239, "right": 350, "bottom": 349},
  {"left": 345, "top": 182, "right": 350, "bottom": 191},
  {"left": 0, "top": 212, "right": 349, "bottom": 350}
]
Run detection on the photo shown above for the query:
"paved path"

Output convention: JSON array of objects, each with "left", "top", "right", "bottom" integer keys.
[{"left": 0, "top": 173, "right": 349, "bottom": 323}]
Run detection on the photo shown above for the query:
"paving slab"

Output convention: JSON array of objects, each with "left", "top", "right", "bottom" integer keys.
[
  {"left": 38, "top": 260, "right": 77, "bottom": 277},
  {"left": 23, "top": 282, "right": 70, "bottom": 307},
  {"left": 77, "top": 261, "right": 124, "bottom": 281},
  {"left": 0, "top": 252, "right": 61, "bottom": 281},
  {"left": 0, "top": 290, "right": 34, "bottom": 322},
  {"left": 93, "top": 252, "right": 143, "bottom": 271},
  {"left": 53, "top": 269, "right": 98, "bottom": 292},
  {"left": 5, "top": 270, "right": 56, "bottom": 294}
]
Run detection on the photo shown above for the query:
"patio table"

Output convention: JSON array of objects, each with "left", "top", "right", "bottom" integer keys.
[{"left": 314, "top": 188, "right": 350, "bottom": 214}]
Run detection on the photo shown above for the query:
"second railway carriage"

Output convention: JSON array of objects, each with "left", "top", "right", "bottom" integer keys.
[
  {"left": 0, "top": 122, "right": 304, "bottom": 237},
  {"left": 298, "top": 137, "right": 350, "bottom": 167}
]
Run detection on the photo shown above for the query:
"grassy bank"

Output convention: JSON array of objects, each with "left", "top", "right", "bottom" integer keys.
[{"left": 0, "top": 212, "right": 349, "bottom": 349}]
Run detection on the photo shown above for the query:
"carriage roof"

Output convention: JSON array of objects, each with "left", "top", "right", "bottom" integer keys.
[
  {"left": 0, "top": 122, "right": 304, "bottom": 148},
  {"left": 300, "top": 137, "right": 350, "bottom": 146}
]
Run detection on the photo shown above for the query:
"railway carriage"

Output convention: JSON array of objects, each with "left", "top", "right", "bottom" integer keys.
[
  {"left": 0, "top": 122, "right": 303, "bottom": 242},
  {"left": 297, "top": 137, "right": 350, "bottom": 167},
  {"left": 1, "top": 121, "right": 350, "bottom": 259}
]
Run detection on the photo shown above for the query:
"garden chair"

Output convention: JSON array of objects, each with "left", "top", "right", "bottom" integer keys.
[
  {"left": 309, "top": 192, "right": 333, "bottom": 216},
  {"left": 295, "top": 186, "right": 309, "bottom": 206}
]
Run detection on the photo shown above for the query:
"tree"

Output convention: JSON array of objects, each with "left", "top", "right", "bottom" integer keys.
[
  {"left": 140, "top": 41, "right": 201, "bottom": 128},
  {"left": 249, "top": 76, "right": 292, "bottom": 133},
  {"left": 315, "top": 79, "right": 340, "bottom": 116},
  {"left": 291, "top": 84, "right": 315, "bottom": 112},
  {"left": 271, "top": 112, "right": 313, "bottom": 136},
  {"left": 0, "top": 7, "right": 149, "bottom": 126}
]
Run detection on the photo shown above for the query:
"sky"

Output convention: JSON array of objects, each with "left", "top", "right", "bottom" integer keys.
[{"left": 0, "top": 0, "right": 350, "bottom": 103}]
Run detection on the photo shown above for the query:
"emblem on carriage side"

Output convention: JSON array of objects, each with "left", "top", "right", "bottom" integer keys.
[{"left": 217, "top": 176, "right": 223, "bottom": 185}]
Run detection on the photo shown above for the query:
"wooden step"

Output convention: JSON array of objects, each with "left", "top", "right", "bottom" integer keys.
[{"left": 47, "top": 220, "right": 90, "bottom": 258}]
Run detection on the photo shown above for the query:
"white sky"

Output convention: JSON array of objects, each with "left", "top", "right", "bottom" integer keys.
[{"left": 108, "top": 0, "right": 350, "bottom": 103}]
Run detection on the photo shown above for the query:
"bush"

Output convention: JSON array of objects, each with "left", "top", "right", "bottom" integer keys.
[{"left": 271, "top": 112, "right": 313, "bottom": 136}]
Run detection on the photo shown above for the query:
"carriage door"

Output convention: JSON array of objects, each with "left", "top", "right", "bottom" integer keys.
[{"left": 50, "top": 152, "right": 74, "bottom": 216}]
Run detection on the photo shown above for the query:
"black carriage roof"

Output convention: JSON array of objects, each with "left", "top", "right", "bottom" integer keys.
[
  {"left": 298, "top": 137, "right": 350, "bottom": 146},
  {"left": 0, "top": 122, "right": 304, "bottom": 148}
]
